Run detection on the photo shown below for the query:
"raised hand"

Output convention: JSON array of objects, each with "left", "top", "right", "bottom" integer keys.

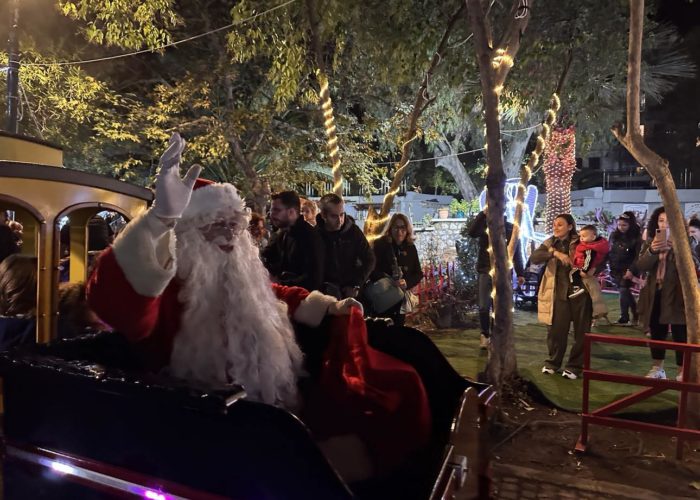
[{"left": 151, "top": 133, "right": 202, "bottom": 220}]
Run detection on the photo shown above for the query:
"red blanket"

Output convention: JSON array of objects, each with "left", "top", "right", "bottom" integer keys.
[{"left": 320, "top": 309, "right": 432, "bottom": 466}]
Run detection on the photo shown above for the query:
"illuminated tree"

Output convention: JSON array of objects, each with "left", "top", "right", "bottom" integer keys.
[
  {"left": 542, "top": 126, "right": 577, "bottom": 228},
  {"left": 466, "top": 0, "right": 532, "bottom": 387}
]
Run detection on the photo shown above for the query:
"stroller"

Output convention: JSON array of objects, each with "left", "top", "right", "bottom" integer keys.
[{"left": 514, "top": 261, "right": 544, "bottom": 311}]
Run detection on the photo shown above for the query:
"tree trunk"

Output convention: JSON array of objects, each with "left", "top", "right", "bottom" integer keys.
[
  {"left": 503, "top": 128, "right": 536, "bottom": 178},
  {"left": 508, "top": 53, "right": 570, "bottom": 259},
  {"left": 227, "top": 135, "right": 270, "bottom": 214},
  {"left": 305, "top": 0, "right": 344, "bottom": 196},
  {"left": 435, "top": 139, "right": 479, "bottom": 200},
  {"left": 467, "top": 0, "right": 533, "bottom": 388},
  {"left": 508, "top": 93, "right": 560, "bottom": 260},
  {"left": 614, "top": 0, "right": 700, "bottom": 422},
  {"left": 366, "top": 2, "right": 466, "bottom": 238}
]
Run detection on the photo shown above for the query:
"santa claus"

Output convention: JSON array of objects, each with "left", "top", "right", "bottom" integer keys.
[{"left": 87, "top": 133, "right": 361, "bottom": 408}]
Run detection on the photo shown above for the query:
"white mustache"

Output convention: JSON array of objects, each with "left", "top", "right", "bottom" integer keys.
[{"left": 211, "top": 235, "right": 233, "bottom": 246}]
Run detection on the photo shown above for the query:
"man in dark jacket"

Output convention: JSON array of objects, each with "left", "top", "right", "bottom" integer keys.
[
  {"left": 467, "top": 210, "right": 525, "bottom": 348},
  {"left": 262, "top": 191, "right": 324, "bottom": 292},
  {"left": 316, "top": 194, "right": 375, "bottom": 299}
]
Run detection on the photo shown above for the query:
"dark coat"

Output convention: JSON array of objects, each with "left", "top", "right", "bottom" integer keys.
[
  {"left": 370, "top": 236, "right": 423, "bottom": 290},
  {"left": 262, "top": 216, "right": 324, "bottom": 292},
  {"left": 0, "top": 316, "right": 36, "bottom": 351},
  {"left": 608, "top": 231, "right": 642, "bottom": 277},
  {"left": 466, "top": 211, "right": 524, "bottom": 276},
  {"left": 636, "top": 240, "right": 695, "bottom": 326},
  {"left": 316, "top": 215, "right": 375, "bottom": 294}
]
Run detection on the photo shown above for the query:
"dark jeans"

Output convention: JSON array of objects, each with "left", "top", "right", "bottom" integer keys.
[
  {"left": 477, "top": 273, "right": 492, "bottom": 336},
  {"left": 614, "top": 274, "right": 637, "bottom": 322},
  {"left": 649, "top": 290, "right": 687, "bottom": 366}
]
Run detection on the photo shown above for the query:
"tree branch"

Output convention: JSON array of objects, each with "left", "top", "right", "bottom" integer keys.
[
  {"left": 626, "top": 0, "right": 643, "bottom": 134},
  {"left": 493, "top": 0, "right": 534, "bottom": 87},
  {"left": 374, "top": 1, "right": 467, "bottom": 226}
]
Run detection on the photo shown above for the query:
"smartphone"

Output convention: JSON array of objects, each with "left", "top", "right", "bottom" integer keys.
[{"left": 655, "top": 228, "right": 668, "bottom": 242}]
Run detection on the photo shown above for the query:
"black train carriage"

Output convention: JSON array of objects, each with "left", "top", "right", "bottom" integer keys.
[
  {"left": 0, "top": 132, "right": 495, "bottom": 499},
  {"left": 0, "top": 322, "right": 495, "bottom": 500}
]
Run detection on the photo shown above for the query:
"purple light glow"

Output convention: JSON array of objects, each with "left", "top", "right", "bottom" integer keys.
[{"left": 143, "top": 490, "right": 168, "bottom": 500}]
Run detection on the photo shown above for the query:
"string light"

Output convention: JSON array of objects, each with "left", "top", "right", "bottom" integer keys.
[
  {"left": 508, "top": 93, "right": 560, "bottom": 259},
  {"left": 491, "top": 48, "right": 513, "bottom": 70},
  {"left": 317, "top": 71, "right": 343, "bottom": 196},
  {"left": 543, "top": 125, "right": 576, "bottom": 228},
  {"left": 367, "top": 133, "right": 420, "bottom": 239}
]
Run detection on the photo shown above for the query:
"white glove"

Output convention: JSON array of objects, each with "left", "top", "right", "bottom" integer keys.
[
  {"left": 151, "top": 133, "right": 202, "bottom": 219},
  {"left": 328, "top": 297, "right": 363, "bottom": 316}
]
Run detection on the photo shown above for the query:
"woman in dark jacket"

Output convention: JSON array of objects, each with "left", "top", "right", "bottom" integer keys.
[
  {"left": 368, "top": 213, "right": 422, "bottom": 327},
  {"left": 608, "top": 211, "right": 642, "bottom": 326},
  {"left": 637, "top": 207, "right": 696, "bottom": 381}
]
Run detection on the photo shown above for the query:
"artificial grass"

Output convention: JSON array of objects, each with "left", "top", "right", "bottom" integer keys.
[{"left": 430, "top": 294, "right": 681, "bottom": 414}]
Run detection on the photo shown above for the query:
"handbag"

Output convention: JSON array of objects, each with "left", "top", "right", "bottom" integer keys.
[
  {"left": 401, "top": 290, "right": 420, "bottom": 314},
  {"left": 364, "top": 277, "right": 405, "bottom": 313}
]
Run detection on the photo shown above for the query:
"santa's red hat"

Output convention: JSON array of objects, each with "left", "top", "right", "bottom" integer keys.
[{"left": 180, "top": 178, "right": 248, "bottom": 226}]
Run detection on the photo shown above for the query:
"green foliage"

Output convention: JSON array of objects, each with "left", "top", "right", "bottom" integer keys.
[
  {"left": 454, "top": 218, "right": 479, "bottom": 302},
  {"left": 449, "top": 198, "right": 468, "bottom": 216},
  {"left": 58, "top": 0, "right": 181, "bottom": 50},
  {"left": 2, "top": 0, "right": 693, "bottom": 207}
]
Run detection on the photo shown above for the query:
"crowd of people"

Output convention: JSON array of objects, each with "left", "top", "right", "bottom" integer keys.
[
  {"left": 261, "top": 190, "right": 422, "bottom": 325},
  {"left": 2, "top": 137, "right": 700, "bottom": 397},
  {"left": 530, "top": 209, "right": 700, "bottom": 382}
]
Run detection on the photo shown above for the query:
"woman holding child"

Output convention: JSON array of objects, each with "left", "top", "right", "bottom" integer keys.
[{"left": 531, "top": 214, "right": 593, "bottom": 380}]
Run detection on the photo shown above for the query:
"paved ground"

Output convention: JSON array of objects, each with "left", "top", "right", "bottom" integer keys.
[{"left": 493, "top": 463, "right": 692, "bottom": 499}]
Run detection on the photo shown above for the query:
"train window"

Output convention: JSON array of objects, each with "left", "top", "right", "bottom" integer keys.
[{"left": 58, "top": 210, "right": 126, "bottom": 283}]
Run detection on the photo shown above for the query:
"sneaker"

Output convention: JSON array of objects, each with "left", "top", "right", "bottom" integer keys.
[
  {"left": 591, "top": 319, "right": 598, "bottom": 328},
  {"left": 562, "top": 370, "right": 578, "bottom": 380},
  {"left": 541, "top": 366, "right": 555, "bottom": 375},
  {"left": 676, "top": 372, "right": 683, "bottom": 382},
  {"left": 480, "top": 334, "right": 490, "bottom": 349},
  {"left": 645, "top": 366, "right": 667, "bottom": 379},
  {"left": 615, "top": 318, "right": 631, "bottom": 327},
  {"left": 631, "top": 314, "right": 639, "bottom": 327},
  {"left": 568, "top": 287, "right": 585, "bottom": 299}
]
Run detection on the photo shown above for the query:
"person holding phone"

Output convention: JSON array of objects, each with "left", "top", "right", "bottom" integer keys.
[{"left": 636, "top": 207, "right": 694, "bottom": 380}]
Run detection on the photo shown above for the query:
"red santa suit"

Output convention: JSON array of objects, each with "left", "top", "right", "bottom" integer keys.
[{"left": 88, "top": 181, "right": 431, "bottom": 464}]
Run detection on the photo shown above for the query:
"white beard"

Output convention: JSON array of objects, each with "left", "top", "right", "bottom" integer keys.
[{"left": 168, "top": 222, "right": 303, "bottom": 408}]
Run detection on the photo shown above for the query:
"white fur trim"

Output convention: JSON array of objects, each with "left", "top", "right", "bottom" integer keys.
[
  {"left": 180, "top": 183, "right": 248, "bottom": 227},
  {"left": 112, "top": 210, "right": 177, "bottom": 297},
  {"left": 293, "top": 291, "right": 336, "bottom": 327}
]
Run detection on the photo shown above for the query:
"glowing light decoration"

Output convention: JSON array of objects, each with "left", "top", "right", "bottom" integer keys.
[
  {"left": 317, "top": 71, "right": 343, "bottom": 196},
  {"left": 50, "top": 461, "right": 76, "bottom": 475},
  {"left": 478, "top": 179, "right": 539, "bottom": 269},
  {"left": 542, "top": 126, "right": 576, "bottom": 228},
  {"left": 508, "top": 93, "right": 560, "bottom": 261}
]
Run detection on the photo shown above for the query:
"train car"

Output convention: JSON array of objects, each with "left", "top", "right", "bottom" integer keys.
[{"left": 0, "top": 133, "right": 495, "bottom": 499}]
